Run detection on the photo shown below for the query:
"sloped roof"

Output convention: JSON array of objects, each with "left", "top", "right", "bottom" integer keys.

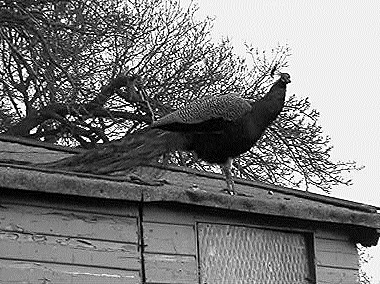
[{"left": 0, "top": 134, "right": 379, "bottom": 246}]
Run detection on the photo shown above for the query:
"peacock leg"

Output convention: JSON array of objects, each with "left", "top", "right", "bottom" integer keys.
[{"left": 221, "top": 158, "right": 235, "bottom": 195}]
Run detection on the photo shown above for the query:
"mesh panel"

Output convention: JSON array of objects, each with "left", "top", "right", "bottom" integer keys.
[{"left": 198, "top": 223, "right": 311, "bottom": 284}]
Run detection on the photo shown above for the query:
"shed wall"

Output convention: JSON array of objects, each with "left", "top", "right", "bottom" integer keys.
[
  {"left": 0, "top": 194, "right": 141, "bottom": 283},
  {"left": 315, "top": 229, "right": 359, "bottom": 284},
  {"left": 0, "top": 192, "right": 360, "bottom": 284},
  {"left": 143, "top": 205, "right": 315, "bottom": 283},
  {"left": 144, "top": 204, "right": 360, "bottom": 284}
]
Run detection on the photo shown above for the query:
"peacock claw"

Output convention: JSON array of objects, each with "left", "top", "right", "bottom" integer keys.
[{"left": 220, "top": 188, "right": 236, "bottom": 195}]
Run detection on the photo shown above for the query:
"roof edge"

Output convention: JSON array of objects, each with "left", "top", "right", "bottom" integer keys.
[
  {"left": 1, "top": 164, "right": 379, "bottom": 233},
  {"left": 160, "top": 164, "right": 380, "bottom": 213},
  {"left": 0, "top": 134, "right": 82, "bottom": 154},
  {"left": 1, "top": 162, "right": 378, "bottom": 214}
]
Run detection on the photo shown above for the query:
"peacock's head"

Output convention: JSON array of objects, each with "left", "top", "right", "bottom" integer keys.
[
  {"left": 270, "top": 65, "right": 291, "bottom": 84},
  {"left": 279, "top": 73, "right": 291, "bottom": 84}
]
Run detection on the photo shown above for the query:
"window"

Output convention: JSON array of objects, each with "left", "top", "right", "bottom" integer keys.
[{"left": 197, "top": 223, "right": 313, "bottom": 284}]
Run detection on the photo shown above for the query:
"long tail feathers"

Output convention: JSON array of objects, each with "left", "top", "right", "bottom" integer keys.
[{"left": 41, "top": 128, "right": 186, "bottom": 174}]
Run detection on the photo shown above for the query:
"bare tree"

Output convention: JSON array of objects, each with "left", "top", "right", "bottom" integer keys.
[
  {"left": 1, "top": 0, "right": 229, "bottom": 145},
  {"left": 358, "top": 245, "right": 373, "bottom": 284},
  {"left": 0, "top": 0, "right": 360, "bottom": 192}
]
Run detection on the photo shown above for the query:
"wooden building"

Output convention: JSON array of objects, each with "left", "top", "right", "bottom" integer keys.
[{"left": 0, "top": 135, "right": 379, "bottom": 283}]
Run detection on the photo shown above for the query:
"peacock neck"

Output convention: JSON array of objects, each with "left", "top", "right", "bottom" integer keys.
[
  {"left": 250, "top": 80, "right": 287, "bottom": 127},
  {"left": 261, "top": 80, "right": 286, "bottom": 104}
]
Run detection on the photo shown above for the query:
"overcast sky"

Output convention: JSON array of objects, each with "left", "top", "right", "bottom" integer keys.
[{"left": 183, "top": 0, "right": 380, "bottom": 281}]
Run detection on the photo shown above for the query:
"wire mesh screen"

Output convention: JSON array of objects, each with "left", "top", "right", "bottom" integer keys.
[{"left": 197, "top": 223, "right": 312, "bottom": 284}]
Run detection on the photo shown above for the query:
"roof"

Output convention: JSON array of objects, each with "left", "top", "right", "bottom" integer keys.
[{"left": 1, "top": 134, "right": 380, "bottom": 246}]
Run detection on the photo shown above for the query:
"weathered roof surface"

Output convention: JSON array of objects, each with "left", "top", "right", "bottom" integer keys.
[
  {"left": 1, "top": 135, "right": 380, "bottom": 246},
  {"left": 0, "top": 135, "right": 80, "bottom": 164}
]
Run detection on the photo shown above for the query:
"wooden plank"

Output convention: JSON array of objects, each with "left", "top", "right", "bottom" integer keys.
[
  {"left": 143, "top": 204, "right": 283, "bottom": 227},
  {"left": 0, "top": 259, "right": 140, "bottom": 284},
  {"left": 144, "top": 253, "right": 197, "bottom": 283},
  {"left": 315, "top": 238, "right": 358, "bottom": 255},
  {"left": 0, "top": 140, "right": 73, "bottom": 164},
  {"left": 143, "top": 204, "right": 196, "bottom": 225},
  {"left": 0, "top": 195, "right": 139, "bottom": 217},
  {"left": 0, "top": 231, "right": 140, "bottom": 270},
  {"left": 315, "top": 251, "right": 358, "bottom": 270},
  {"left": 0, "top": 203, "right": 138, "bottom": 243},
  {"left": 315, "top": 254, "right": 358, "bottom": 271},
  {"left": 315, "top": 238, "right": 358, "bottom": 269},
  {"left": 315, "top": 229, "right": 350, "bottom": 241},
  {"left": 143, "top": 204, "right": 313, "bottom": 234},
  {"left": 144, "top": 222, "right": 196, "bottom": 255},
  {"left": 143, "top": 204, "right": 255, "bottom": 226},
  {"left": 316, "top": 266, "right": 358, "bottom": 284}
]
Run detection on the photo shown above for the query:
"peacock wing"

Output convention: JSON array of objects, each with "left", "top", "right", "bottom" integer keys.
[{"left": 152, "top": 94, "right": 252, "bottom": 132}]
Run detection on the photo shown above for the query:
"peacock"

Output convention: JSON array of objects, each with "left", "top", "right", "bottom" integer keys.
[{"left": 45, "top": 71, "right": 291, "bottom": 194}]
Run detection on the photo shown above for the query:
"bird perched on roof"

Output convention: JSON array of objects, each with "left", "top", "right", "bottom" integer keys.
[{"left": 46, "top": 70, "right": 290, "bottom": 194}]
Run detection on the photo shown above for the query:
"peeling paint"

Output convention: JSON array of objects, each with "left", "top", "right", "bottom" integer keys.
[
  {"left": 32, "top": 234, "right": 47, "bottom": 242},
  {"left": 76, "top": 239, "right": 97, "bottom": 249},
  {"left": 0, "top": 231, "right": 19, "bottom": 240},
  {"left": 56, "top": 237, "right": 70, "bottom": 246},
  {"left": 4, "top": 223, "right": 25, "bottom": 232},
  {"left": 44, "top": 212, "right": 102, "bottom": 223},
  {"left": 69, "top": 271, "right": 125, "bottom": 278},
  {"left": 0, "top": 260, "right": 140, "bottom": 281}
]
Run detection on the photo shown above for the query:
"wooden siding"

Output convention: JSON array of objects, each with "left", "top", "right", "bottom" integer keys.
[
  {"left": 143, "top": 210, "right": 198, "bottom": 284},
  {"left": 0, "top": 259, "right": 139, "bottom": 284},
  {"left": 0, "top": 193, "right": 361, "bottom": 284},
  {"left": 315, "top": 229, "right": 359, "bottom": 284},
  {"left": 0, "top": 195, "right": 141, "bottom": 283}
]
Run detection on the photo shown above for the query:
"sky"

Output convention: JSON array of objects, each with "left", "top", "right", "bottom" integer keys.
[{"left": 183, "top": 0, "right": 380, "bottom": 282}]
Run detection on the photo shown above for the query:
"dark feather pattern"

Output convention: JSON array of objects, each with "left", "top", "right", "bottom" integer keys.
[{"left": 44, "top": 128, "right": 187, "bottom": 174}]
